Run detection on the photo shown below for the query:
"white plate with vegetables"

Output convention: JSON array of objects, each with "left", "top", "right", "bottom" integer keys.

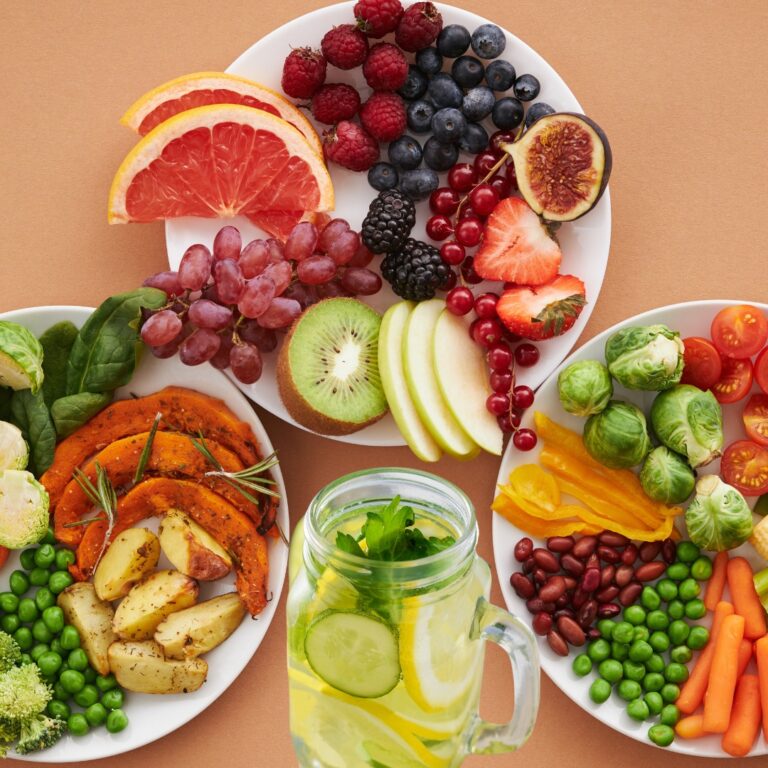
[
  {"left": 492, "top": 299, "right": 768, "bottom": 756},
  {"left": 0, "top": 304, "right": 289, "bottom": 762}
]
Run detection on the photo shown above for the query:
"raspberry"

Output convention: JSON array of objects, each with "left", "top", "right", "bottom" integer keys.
[
  {"left": 362, "top": 43, "right": 408, "bottom": 92},
  {"left": 395, "top": 2, "right": 443, "bottom": 52},
  {"left": 324, "top": 121, "right": 380, "bottom": 172},
  {"left": 311, "top": 83, "right": 361, "bottom": 124},
  {"left": 360, "top": 92, "right": 406, "bottom": 142},
  {"left": 354, "top": 0, "right": 403, "bottom": 38},
  {"left": 281, "top": 47, "right": 327, "bottom": 99},
  {"left": 320, "top": 24, "right": 369, "bottom": 70}
]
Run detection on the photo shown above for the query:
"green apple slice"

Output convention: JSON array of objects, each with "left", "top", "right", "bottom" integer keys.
[
  {"left": 403, "top": 300, "right": 477, "bottom": 458},
  {"left": 379, "top": 303, "right": 442, "bottom": 463},
  {"left": 433, "top": 310, "right": 503, "bottom": 456}
]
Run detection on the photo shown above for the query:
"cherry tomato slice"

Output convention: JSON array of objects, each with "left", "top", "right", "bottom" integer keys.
[
  {"left": 680, "top": 337, "right": 722, "bottom": 390},
  {"left": 755, "top": 346, "right": 768, "bottom": 395},
  {"left": 0, "top": 547, "right": 7, "bottom": 569},
  {"left": 712, "top": 357, "right": 753, "bottom": 404},
  {"left": 721, "top": 439, "right": 768, "bottom": 496},
  {"left": 744, "top": 394, "right": 768, "bottom": 446},
  {"left": 710, "top": 304, "right": 768, "bottom": 359}
]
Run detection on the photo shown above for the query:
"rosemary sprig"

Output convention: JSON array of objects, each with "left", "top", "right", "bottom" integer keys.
[
  {"left": 133, "top": 411, "right": 162, "bottom": 484},
  {"left": 72, "top": 462, "right": 117, "bottom": 568}
]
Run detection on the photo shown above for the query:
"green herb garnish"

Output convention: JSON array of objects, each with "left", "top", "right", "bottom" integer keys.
[
  {"left": 133, "top": 411, "right": 162, "bottom": 484},
  {"left": 69, "top": 462, "right": 116, "bottom": 568}
]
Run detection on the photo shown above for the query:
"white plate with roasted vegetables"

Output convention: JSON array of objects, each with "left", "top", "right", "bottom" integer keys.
[
  {"left": 0, "top": 299, "right": 289, "bottom": 761},
  {"left": 492, "top": 299, "right": 768, "bottom": 757}
]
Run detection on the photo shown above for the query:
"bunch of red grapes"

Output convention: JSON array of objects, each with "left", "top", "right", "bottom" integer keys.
[{"left": 141, "top": 220, "right": 381, "bottom": 384}]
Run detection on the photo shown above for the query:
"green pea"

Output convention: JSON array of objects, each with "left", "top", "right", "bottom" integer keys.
[
  {"left": 656, "top": 579, "right": 678, "bottom": 602},
  {"left": 627, "top": 697, "right": 650, "bottom": 721},
  {"left": 646, "top": 653, "right": 665, "bottom": 673},
  {"left": 68, "top": 648, "right": 89, "bottom": 672},
  {"left": 691, "top": 556, "right": 713, "bottom": 581},
  {"left": 648, "top": 723, "right": 675, "bottom": 747},
  {"left": 647, "top": 610, "right": 670, "bottom": 631},
  {"left": 649, "top": 631, "right": 671, "bottom": 653},
  {"left": 660, "top": 704, "right": 680, "bottom": 727},
  {"left": 678, "top": 578, "right": 701, "bottom": 603},
  {"left": 645, "top": 691, "right": 664, "bottom": 715},
  {"left": 1, "top": 615, "right": 20, "bottom": 634},
  {"left": 74, "top": 684, "right": 99, "bottom": 708},
  {"left": 106, "top": 709, "right": 128, "bottom": 734},
  {"left": 675, "top": 541, "right": 700, "bottom": 563},
  {"left": 641, "top": 586, "right": 661, "bottom": 611},
  {"left": 633, "top": 626, "right": 650, "bottom": 643},
  {"left": 19, "top": 653, "right": 32, "bottom": 665},
  {"left": 33, "top": 544, "right": 56, "bottom": 569},
  {"left": 587, "top": 638, "right": 611, "bottom": 662},
  {"left": 85, "top": 702, "right": 107, "bottom": 726},
  {"left": 55, "top": 549, "right": 76, "bottom": 571},
  {"left": 629, "top": 640, "right": 653, "bottom": 663},
  {"left": 59, "top": 662, "right": 69, "bottom": 675},
  {"left": 688, "top": 626, "right": 710, "bottom": 650},
  {"left": 47, "top": 700, "right": 70, "bottom": 721},
  {"left": 661, "top": 683, "right": 680, "bottom": 703},
  {"left": 60, "top": 669, "right": 86, "bottom": 694},
  {"left": 42, "top": 605, "right": 64, "bottom": 634},
  {"left": 50, "top": 638, "right": 64, "bottom": 655},
  {"left": 613, "top": 622, "right": 635, "bottom": 644},
  {"left": 597, "top": 619, "right": 615, "bottom": 639},
  {"left": 611, "top": 641, "right": 629, "bottom": 661},
  {"left": 643, "top": 672, "right": 665, "bottom": 692},
  {"left": 84, "top": 667, "right": 97, "bottom": 683},
  {"left": 13, "top": 626, "right": 33, "bottom": 651},
  {"left": 668, "top": 619, "right": 690, "bottom": 645},
  {"left": 623, "top": 660, "right": 646, "bottom": 682},
  {"left": 589, "top": 677, "right": 612, "bottom": 704},
  {"left": 37, "top": 651, "right": 63, "bottom": 677},
  {"left": 0, "top": 592, "right": 19, "bottom": 612},
  {"left": 32, "top": 619, "right": 53, "bottom": 643},
  {"left": 572, "top": 654, "right": 592, "bottom": 677},
  {"left": 20, "top": 548, "right": 38, "bottom": 571},
  {"left": 17, "top": 597, "right": 38, "bottom": 622},
  {"left": 28, "top": 567, "right": 49, "bottom": 587},
  {"left": 101, "top": 688, "right": 124, "bottom": 710},
  {"left": 67, "top": 713, "right": 89, "bottom": 736},
  {"left": 668, "top": 600, "right": 685, "bottom": 620},
  {"left": 30, "top": 642, "right": 49, "bottom": 662},
  {"left": 60, "top": 625, "right": 81, "bottom": 650},
  {"left": 49, "top": 571, "right": 74, "bottom": 595},
  {"left": 41, "top": 527, "right": 56, "bottom": 545},
  {"left": 34, "top": 587, "right": 55, "bottom": 612},
  {"left": 52, "top": 681, "right": 69, "bottom": 701},
  {"left": 617, "top": 679, "right": 642, "bottom": 701},
  {"left": 95, "top": 673, "right": 117, "bottom": 692},
  {"left": 665, "top": 663, "right": 689, "bottom": 684},
  {"left": 685, "top": 599, "right": 706, "bottom": 620},
  {"left": 670, "top": 645, "right": 693, "bottom": 664},
  {"left": 624, "top": 605, "right": 647, "bottom": 626},
  {"left": 9, "top": 570, "right": 30, "bottom": 596},
  {"left": 666, "top": 563, "right": 690, "bottom": 581}
]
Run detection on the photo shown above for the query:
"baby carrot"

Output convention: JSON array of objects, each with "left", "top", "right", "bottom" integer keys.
[
  {"left": 703, "top": 613, "right": 745, "bottom": 733},
  {"left": 704, "top": 551, "right": 729, "bottom": 611},
  {"left": 721, "top": 674, "right": 762, "bottom": 757},
  {"left": 727, "top": 557, "right": 767, "bottom": 640},
  {"left": 675, "top": 714, "right": 707, "bottom": 740},
  {"left": 678, "top": 601, "right": 734, "bottom": 714},
  {"left": 756, "top": 636, "right": 768, "bottom": 739},
  {"left": 737, "top": 639, "right": 754, "bottom": 678}
]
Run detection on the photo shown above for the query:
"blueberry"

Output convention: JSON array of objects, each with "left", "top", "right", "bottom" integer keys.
[
  {"left": 431, "top": 108, "right": 467, "bottom": 144},
  {"left": 451, "top": 56, "right": 485, "bottom": 89},
  {"left": 525, "top": 102, "right": 556, "bottom": 127},
  {"left": 388, "top": 135, "right": 423, "bottom": 170},
  {"left": 436, "top": 24, "right": 471, "bottom": 58},
  {"left": 398, "top": 65, "right": 429, "bottom": 101},
  {"left": 427, "top": 73, "right": 463, "bottom": 109},
  {"left": 406, "top": 99, "right": 435, "bottom": 134},
  {"left": 423, "top": 137, "right": 459, "bottom": 171},
  {"left": 514, "top": 74, "right": 541, "bottom": 102},
  {"left": 485, "top": 59, "right": 516, "bottom": 91},
  {"left": 471, "top": 24, "right": 506, "bottom": 59},
  {"left": 416, "top": 47, "right": 443, "bottom": 76},
  {"left": 461, "top": 86, "right": 495, "bottom": 121},
  {"left": 399, "top": 169, "right": 440, "bottom": 201},
  {"left": 492, "top": 97, "right": 524, "bottom": 130},
  {"left": 458, "top": 122, "right": 489, "bottom": 154},
  {"left": 368, "top": 162, "right": 399, "bottom": 191}
]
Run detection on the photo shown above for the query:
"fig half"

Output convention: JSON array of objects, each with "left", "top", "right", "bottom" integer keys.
[{"left": 509, "top": 113, "right": 612, "bottom": 222}]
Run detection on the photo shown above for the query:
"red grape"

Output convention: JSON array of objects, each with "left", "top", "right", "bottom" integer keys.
[
  {"left": 316, "top": 281, "right": 352, "bottom": 299},
  {"left": 473, "top": 292, "right": 498, "bottom": 319},
  {"left": 297, "top": 255, "right": 336, "bottom": 285},
  {"left": 284, "top": 222, "right": 319, "bottom": 262},
  {"left": 257, "top": 297, "right": 302, "bottom": 329},
  {"left": 513, "top": 428, "right": 537, "bottom": 451},
  {"left": 487, "top": 341, "right": 512, "bottom": 371},
  {"left": 230, "top": 342, "right": 263, "bottom": 384},
  {"left": 239, "top": 239, "right": 270, "bottom": 278},
  {"left": 214, "top": 259, "right": 245, "bottom": 304},
  {"left": 318, "top": 218, "right": 350, "bottom": 253},
  {"left": 143, "top": 271, "right": 183, "bottom": 297},
  {"left": 348, "top": 244, "right": 374, "bottom": 268},
  {"left": 178, "top": 244, "right": 213, "bottom": 291},
  {"left": 440, "top": 241, "right": 465, "bottom": 266},
  {"left": 266, "top": 239, "right": 285, "bottom": 264},
  {"left": 447, "top": 163, "right": 475, "bottom": 192},
  {"left": 455, "top": 219, "right": 483, "bottom": 247},
  {"left": 461, "top": 257, "right": 484, "bottom": 284},
  {"left": 446, "top": 286, "right": 474, "bottom": 316},
  {"left": 262, "top": 261, "right": 292, "bottom": 294},
  {"left": 239, "top": 320, "right": 278, "bottom": 352},
  {"left": 201, "top": 282, "right": 221, "bottom": 303},
  {"left": 469, "top": 184, "right": 499, "bottom": 216},
  {"left": 429, "top": 187, "right": 460, "bottom": 215},
  {"left": 341, "top": 267, "right": 382, "bottom": 295},
  {"left": 515, "top": 343, "right": 540, "bottom": 367},
  {"left": 326, "top": 230, "right": 361, "bottom": 266},
  {"left": 490, "top": 370, "right": 513, "bottom": 393},
  {"left": 426, "top": 215, "right": 454, "bottom": 241},
  {"left": 238, "top": 276, "right": 276, "bottom": 319},
  {"left": 283, "top": 282, "right": 318, "bottom": 308},
  {"left": 470, "top": 317, "right": 504, "bottom": 347},
  {"left": 141, "top": 310, "right": 182, "bottom": 346},
  {"left": 188, "top": 299, "right": 233, "bottom": 330},
  {"left": 213, "top": 226, "right": 242, "bottom": 261},
  {"left": 179, "top": 328, "right": 221, "bottom": 365},
  {"left": 486, "top": 393, "right": 511, "bottom": 416},
  {"left": 512, "top": 385, "right": 535, "bottom": 409},
  {"left": 210, "top": 333, "right": 234, "bottom": 370}
]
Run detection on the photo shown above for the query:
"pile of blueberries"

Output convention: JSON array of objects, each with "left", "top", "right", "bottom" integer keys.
[{"left": 369, "top": 22, "right": 554, "bottom": 198}]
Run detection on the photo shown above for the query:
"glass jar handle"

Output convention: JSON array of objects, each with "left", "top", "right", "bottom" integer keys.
[{"left": 467, "top": 597, "right": 540, "bottom": 755}]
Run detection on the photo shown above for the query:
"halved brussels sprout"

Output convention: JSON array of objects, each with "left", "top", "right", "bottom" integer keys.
[
  {"left": 684, "top": 475, "right": 752, "bottom": 551},
  {"left": 558, "top": 360, "right": 613, "bottom": 417},
  {"left": 0, "top": 469, "right": 50, "bottom": 548},
  {"left": 605, "top": 324, "right": 684, "bottom": 391},
  {"left": 0, "top": 321, "right": 44, "bottom": 394},
  {"left": 639, "top": 446, "right": 695, "bottom": 504},
  {"left": 0, "top": 421, "right": 28, "bottom": 470},
  {"left": 583, "top": 400, "right": 652, "bottom": 469}
]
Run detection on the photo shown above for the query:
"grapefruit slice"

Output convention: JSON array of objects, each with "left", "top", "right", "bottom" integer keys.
[
  {"left": 121, "top": 71, "right": 322, "bottom": 155},
  {"left": 247, "top": 210, "right": 317, "bottom": 240},
  {"left": 108, "top": 105, "right": 334, "bottom": 224}
]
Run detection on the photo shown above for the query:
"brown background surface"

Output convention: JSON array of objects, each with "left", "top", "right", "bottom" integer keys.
[{"left": 1, "top": 0, "right": 767, "bottom": 765}]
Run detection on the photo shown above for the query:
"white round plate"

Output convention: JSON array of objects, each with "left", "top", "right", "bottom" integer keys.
[
  {"left": 0, "top": 306, "right": 289, "bottom": 763},
  {"left": 492, "top": 299, "right": 768, "bottom": 757},
  {"left": 165, "top": 0, "right": 612, "bottom": 446}
]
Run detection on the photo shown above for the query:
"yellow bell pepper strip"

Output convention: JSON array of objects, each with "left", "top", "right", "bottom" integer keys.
[
  {"left": 507, "top": 465, "right": 560, "bottom": 510},
  {"left": 492, "top": 494, "right": 598, "bottom": 537},
  {"left": 554, "top": 503, "right": 675, "bottom": 542},
  {"left": 499, "top": 485, "right": 577, "bottom": 520}
]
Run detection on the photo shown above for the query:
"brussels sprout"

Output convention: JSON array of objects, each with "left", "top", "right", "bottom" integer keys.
[
  {"left": 605, "top": 325, "right": 684, "bottom": 391},
  {"left": 684, "top": 475, "right": 753, "bottom": 551},
  {"left": 0, "top": 321, "right": 44, "bottom": 394},
  {"left": 584, "top": 401, "right": 652, "bottom": 469},
  {"left": 0, "top": 469, "right": 50, "bottom": 548},
  {"left": 650, "top": 385, "right": 723, "bottom": 468},
  {"left": 558, "top": 360, "right": 613, "bottom": 417},
  {"left": 0, "top": 421, "right": 28, "bottom": 470},
  {"left": 640, "top": 446, "right": 695, "bottom": 504}
]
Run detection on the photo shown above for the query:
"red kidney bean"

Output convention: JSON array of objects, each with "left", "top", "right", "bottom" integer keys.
[
  {"left": 547, "top": 630, "right": 569, "bottom": 657},
  {"left": 533, "top": 548, "right": 559, "bottom": 573},
  {"left": 599, "top": 531, "right": 630, "bottom": 547},
  {"left": 639, "top": 541, "right": 661, "bottom": 562},
  {"left": 522, "top": 556, "right": 535, "bottom": 574},
  {"left": 526, "top": 598, "right": 555, "bottom": 614},
  {"left": 546, "top": 536, "right": 574, "bottom": 553},
  {"left": 555, "top": 594, "right": 569, "bottom": 609},
  {"left": 532, "top": 612, "right": 552, "bottom": 636},
  {"left": 619, "top": 582, "right": 643, "bottom": 606},
  {"left": 572, "top": 588, "right": 589, "bottom": 609},
  {"left": 572, "top": 535, "right": 597, "bottom": 559},
  {"left": 562, "top": 576, "right": 578, "bottom": 591},
  {"left": 514, "top": 537, "right": 534, "bottom": 562},
  {"left": 614, "top": 564, "right": 635, "bottom": 588},
  {"left": 662, "top": 538, "right": 677, "bottom": 564},
  {"left": 621, "top": 543, "right": 638, "bottom": 565},
  {"left": 597, "top": 602, "right": 621, "bottom": 618},
  {"left": 557, "top": 616, "right": 586, "bottom": 646},
  {"left": 597, "top": 545, "right": 621, "bottom": 564},
  {"left": 600, "top": 565, "right": 616, "bottom": 588},
  {"left": 533, "top": 568, "right": 548, "bottom": 586},
  {"left": 585, "top": 553, "right": 600, "bottom": 570},
  {"left": 510, "top": 572, "right": 535, "bottom": 599},
  {"left": 596, "top": 585, "right": 620, "bottom": 603},
  {"left": 635, "top": 561, "right": 666, "bottom": 582},
  {"left": 560, "top": 554, "right": 585, "bottom": 576},
  {"left": 539, "top": 575, "right": 566, "bottom": 602},
  {"left": 577, "top": 599, "right": 598, "bottom": 628},
  {"left": 587, "top": 627, "right": 602, "bottom": 640},
  {"left": 554, "top": 608, "right": 576, "bottom": 621},
  {"left": 580, "top": 567, "right": 601, "bottom": 593}
]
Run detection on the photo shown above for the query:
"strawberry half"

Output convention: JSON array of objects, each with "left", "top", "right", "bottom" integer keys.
[
  {"left": 496, "top": 275, "right": 587, "bottom": 341},
  {"left": 473, "top": 197, "right": 561, "bottom": 286}
]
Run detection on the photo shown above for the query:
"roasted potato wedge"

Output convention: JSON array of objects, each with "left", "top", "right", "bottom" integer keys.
[
  {"left": 154, "top": 592, "right": 246, "bottom": 659},
  {"left": 108, "top": 640, "right": 208, "bottom": 694},
  {"left": 112, "top": 569, "right": 198, "bottom": 640},
  {"left": 159, "top": 509, "right": 233, "bottom": 581},
  {"left": 57, "top": 582, "right": 117, "bottom": 675},
  {"left": 94, "top": 527, "right": 160, "bottom": 601}
]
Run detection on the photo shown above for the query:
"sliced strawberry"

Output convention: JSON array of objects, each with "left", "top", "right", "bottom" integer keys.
[
  {"left": 496, "top": 275, "right": 587, "bottom": 341},
  {"left": 473, "top": 197, "right": 561, "bottom": 286}
]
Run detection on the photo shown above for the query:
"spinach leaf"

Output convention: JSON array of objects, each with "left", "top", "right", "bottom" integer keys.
[
  {"left": 10, "top": 389, "right": 56, "bottom": 475},
  {"left": 40, "top": 320, "right": 78, "bottom": 408},
  {"left": 51, "top": 392, "right": 112, "bottom": 439},
  {"left": 66, "top": 288, "right": 166, "bottom": 395}
]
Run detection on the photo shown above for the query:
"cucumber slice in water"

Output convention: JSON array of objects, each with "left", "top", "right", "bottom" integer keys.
[{"left": 304, "top": 610, "right": 401, "bottom": 699}]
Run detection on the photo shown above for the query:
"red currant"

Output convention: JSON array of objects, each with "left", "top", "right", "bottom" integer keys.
[
  {"left": 487, "top": 341, "right": 513, "bottom": 371},
  {"left": 474, "top": 151, "right": 499, "bottom": 178},
  {"left": 455, "top": 218, "right": 483, "bottom": 247},
  {"left": 505, "top": 162, "right": 519, "bottom": 190},
  {"left": 486, "top": 393, "right": 511, "bottom": 416},
  {"left": 439, "top": 270, "right": 457, "bottom": 292},
  {"left": 489, "top": 175, "right": 511, "bottom": 199},
  {"left": 426, "top": 215, "right": 454, "bottom": 241},
  {"left": 497, "top": 414, "right": 513, "bottom": 433},
  {"left": 514, "top": 343, "right": 540, "bottom": 367},
  {"left": 461, "top": 257, "right": 484, "bottom": 285},
  {"left": 446, "top": 286, "right": 474, "bottom": 316},
  {"left": 469, "top": 184, "right": 500, "bottom": 217},
  {"left": 429, "top": 187, "right": 460, "bottom": 215},
  {"left": 490, "top": 370, "right": 513, "bottom": 393},
  {"left": 509, "top": 410, "right": 522, "bottom": 429},
  {"left": 470, "top": 317, "right": 505, "bottom": 348},
  {"left": 473, "top": 292, "right": 498, "bottom": 319},
  {"left": 440, "top": 241, "right": 466, "bottom": 266},
  {"left": 458, "top": 206, "right": 481, "bottom": 221},
  {"left": 448, "top": 163, "right": 476, "bottom": 192},
  {"left": 512, "top": 385, "right": 535, "bottom": 409},
  {"left": 489, "top": 130, "right": 517, "bottom": 156},
  {"left": 513, "top": 428, "right": 538, "bottom": 451}
]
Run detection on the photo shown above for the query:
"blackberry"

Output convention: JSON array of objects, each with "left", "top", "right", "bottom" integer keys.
[
  {"left": 381, "top": 238, "right": 450, "bottom": 301},
  {"left": 361, "top": 189, "right": 416, "bottom": 254}
]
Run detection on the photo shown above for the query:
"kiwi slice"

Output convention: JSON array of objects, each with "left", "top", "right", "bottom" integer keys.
[{"left": 277, "top": 298, "right": 388, "bottom": 435}]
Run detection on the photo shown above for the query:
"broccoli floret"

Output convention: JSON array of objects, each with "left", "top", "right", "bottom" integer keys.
[
  {"left": 14, "top": 714, "right": 65, "bottom": 755},
  {"left": 0, "top": 721, "right": 20, "bottom": 758},
  {"left": 0, "top": 664, "right": 51, "bottom": 725},
  {"left": 0, "top": 631, "right": 21, "bottom": 673}
]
